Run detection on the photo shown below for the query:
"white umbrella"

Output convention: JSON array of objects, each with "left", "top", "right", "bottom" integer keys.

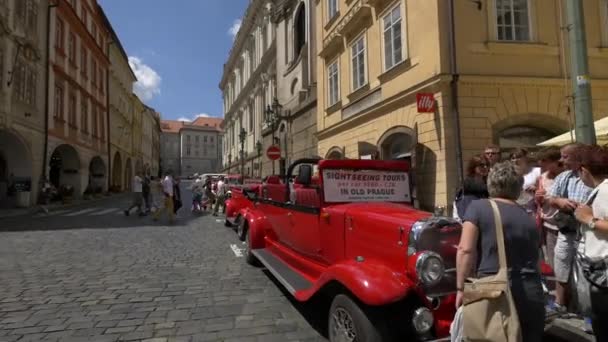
[{"left": 537, "top": 116, "right": 608, "bottom": 146}]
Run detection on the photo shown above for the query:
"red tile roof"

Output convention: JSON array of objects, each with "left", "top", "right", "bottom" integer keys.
[{"left": 160, "top": 117, "right": 224, "bottom": 134}]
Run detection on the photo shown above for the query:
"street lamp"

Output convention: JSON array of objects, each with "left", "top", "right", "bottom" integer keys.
[
  {"left": 239, "top": 127, "right": 246, "bottom": 184},
  {"left": 265, "top": 98, "right": 289, "bottom": 176},
  {"left": 256, "top": 140, "right": 262, "bottom": 178}
]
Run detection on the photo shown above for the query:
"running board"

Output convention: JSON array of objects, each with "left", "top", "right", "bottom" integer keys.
[{"left": 252, "top": 248, "right": 312, "bottom": 295}]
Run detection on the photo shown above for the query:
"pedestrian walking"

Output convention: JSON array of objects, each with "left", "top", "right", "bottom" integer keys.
[
  {"left": 142, "top": 171, "right": 151, "bottom": 214},
  {"left": 213, "top": 176, "right": 226, "bottom": 216},
  {"left": 124, "top": 172, "right": 144, "bottom": 216},
  {"left": 456, "top": 161, "right": 545, "bottom": 342},
  {"left": 204, "top": 177, "right": 216, "bottom": 211},
  {"left": 153, "top": 171, "right": 175, "bottom": 223},
  {"left": 573, "top": 145, "right": 608, "bottom": 340},
  {"left": 483, "top": 144, "right": 502, "bottom": 168},
  {"left": 535, "top": 147, "right": 564, "bottom": 268},
  {"left": 453, "top": 155, "right": 489, "bottom": 221},
  {"left": 173, "top": 177, "right": 182, "bottom": 215},
  {"left": 546, "top": 143, "right": 593, "bottom": 313}
]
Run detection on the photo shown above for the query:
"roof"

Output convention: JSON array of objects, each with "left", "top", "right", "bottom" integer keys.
[{"left": 160, "top": 117, "right": 224, "bottom": 134}]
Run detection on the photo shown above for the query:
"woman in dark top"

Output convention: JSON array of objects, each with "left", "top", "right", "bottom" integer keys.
[
  {"left": 456, "top": 161, "right": 545, "bottom": 342},
  {"left": 453, "top": 155, "right": 490, "bottom": 221}
]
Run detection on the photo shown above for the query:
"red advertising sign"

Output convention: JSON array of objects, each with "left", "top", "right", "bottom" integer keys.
[
  {"left": 416, "top": 93, "right": 436, "bottom": 113},
  {"left": 266, "top": 145, "right": 281, "bottom": 160}
]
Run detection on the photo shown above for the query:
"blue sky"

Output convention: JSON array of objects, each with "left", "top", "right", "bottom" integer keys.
[{"left": 99, "top": 0, "right": 249, "bottom": 121}]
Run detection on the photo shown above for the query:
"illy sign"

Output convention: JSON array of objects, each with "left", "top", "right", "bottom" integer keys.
[{"left": 416, "top": 93, "right": 436, "bottom": 113}]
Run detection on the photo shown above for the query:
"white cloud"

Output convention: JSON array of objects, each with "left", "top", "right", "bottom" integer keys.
[
  {"left": 228, "top": 19, "right": 242, "bottom": 39},
  {"left": 128, "top": 56, "right": 161, "bottom": 101},
  {"left": 175, "top": 113, "right": 217, "bottom": 122}
]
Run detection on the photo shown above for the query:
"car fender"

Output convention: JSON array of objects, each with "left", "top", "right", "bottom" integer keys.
[
  {"left": 242, "top": 208, "right": 269, "bottom": 250},
  {"left": 296, "top": 258, "right": 416, "bottom": 306}
]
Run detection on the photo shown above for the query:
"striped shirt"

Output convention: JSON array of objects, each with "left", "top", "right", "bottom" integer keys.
[{"left": 548, "top": 170, "right": 592, "bottom": 204}]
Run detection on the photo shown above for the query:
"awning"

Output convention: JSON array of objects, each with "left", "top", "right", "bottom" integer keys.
[{"left": 537, "top": 116, "right": 608, "bottom": 146}]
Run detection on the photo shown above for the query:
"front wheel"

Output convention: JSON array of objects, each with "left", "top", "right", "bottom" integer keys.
[
  {"left": 329, "top": 295, "right": 391, "bottom": 342},
  {"left": 236, "top": 216, "right": 246, "bottom": 241},
  {"left": 245, "top": 228, "right": 260, "bottom": 266}
]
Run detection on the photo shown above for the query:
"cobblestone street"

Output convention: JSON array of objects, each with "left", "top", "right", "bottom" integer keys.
[{"left": 0, "top": 186, "right": 326, "bottom": 342}]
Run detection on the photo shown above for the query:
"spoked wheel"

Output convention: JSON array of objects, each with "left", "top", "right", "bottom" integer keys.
[
  {"left": 328, "top": 295, "right": 388, "bottom": 342},
  {"left": 237, "top": 216, "right": 246, "bottom": 241},
  {"left": 244, "top": 228, "right": 259, "bottom": 266}
]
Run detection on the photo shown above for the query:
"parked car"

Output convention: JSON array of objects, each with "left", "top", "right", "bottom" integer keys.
[
  {"left": 238, "top": 158, "right": 458, "bottom": 341},
  {"left": 224, "top": 176, "right": 279, "bottom": 229}
]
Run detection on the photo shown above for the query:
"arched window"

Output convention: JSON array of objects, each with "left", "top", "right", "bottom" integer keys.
[
  {"left": 294, "top": 4, "right": 306, "bottom": 59},
  {"left": 380, "top": 132, "right": 415, "bottom": 160},
  {"left": 498, "top": 125, "right": 558, "bottom": 156}
]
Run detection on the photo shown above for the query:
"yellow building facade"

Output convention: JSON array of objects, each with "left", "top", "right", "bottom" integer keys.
[{"left": 315, "top": 0, "right": 608, "bottom": 211}]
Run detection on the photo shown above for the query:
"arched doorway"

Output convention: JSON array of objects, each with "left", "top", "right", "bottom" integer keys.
[
  {"left": 378, "top": 126, "right": 416, "bottom": 160},
  {"left": 112, "top": 152, "right": 122, "bottom": 191},
  {"left": 0, "top": 130, "right": 32, "bottom": 206},
  {"left": 498, "top": 125, "right": 562, "bottom": 158},
  {"left": 49, "top": 144, "right": 81, "bottom": 196},
  {"left": 325, "top": 146, "right": 343, "bottom": 160},
  {"left": 88, "top": 157, "right": 106, "bottom": 194},
  {"left": 124, "top": 158, "right": 132, "bottom": 191}
]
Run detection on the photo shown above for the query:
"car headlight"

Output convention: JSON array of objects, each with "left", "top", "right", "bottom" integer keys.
[
  {"left": 411, "top": 307, "right": 434, "bottom": 334},
  {"left": 415, "top": 251, "right": 444, "bottom": 286}
]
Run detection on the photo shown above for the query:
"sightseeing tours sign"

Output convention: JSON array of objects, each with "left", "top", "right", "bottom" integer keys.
[{"left": 322, "top": 169, "right": 411, "bottom": 203}]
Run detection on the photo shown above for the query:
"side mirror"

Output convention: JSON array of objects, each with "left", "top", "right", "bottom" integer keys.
[{"left": 296, "top": 164, "right": 312, "bottom": 186}]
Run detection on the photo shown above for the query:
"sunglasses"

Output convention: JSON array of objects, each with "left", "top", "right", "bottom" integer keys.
[{"left": 485, "top": 152, "right": 500, "bottom": 155}]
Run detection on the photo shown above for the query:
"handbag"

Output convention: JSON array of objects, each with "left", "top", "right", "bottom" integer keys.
[
  {"left": 462, "top": 200, "right": 522, "bottom": 342},
  {"left": 574, "top": 190, "right": 608, "bottom": 288},
  {"left": 553, "top": 173, "right": 578, "bottom": 234}
]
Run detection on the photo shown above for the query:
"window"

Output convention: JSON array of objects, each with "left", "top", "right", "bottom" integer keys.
[
  {"left": 210, "top": 137, "right": 214, "bottom": 143},
  {"left": 187, "top": 135, "right": 191, "bottom": 142},
  {"left": 92, "top": 106, "right": 98, "bottom": 136},
  {"left": 186, "top": 147, "right": 191, "bottom": 156},
  {"left": 68, "top": 32, "right": 76, "bottom": 63},
  {"left": 203, "top": 136, "right": 208, "bottom": 143},
  {"left": 92, "top": 23, "right": 97, "bottom": 41},
  {"left": 195, "top": 136, "right": 199, "bottom": 143},
  {"left": 351, "top": 35, "right": 367, "bottom": 91},
  {"left": 81, "top": 6, "right": 88, "bottom": 27},
  {"left": 495, "top": 0, "right": 531, "bottom": 41},
  {"left": 13, "top": 62, "right": 34, "bottom": 105},
  {"left": 328, "top": 0, "right": 338, "bottom": 20},
  {"left": 81, "top": 47, "right": 87, "bottom": 77},
  {"left": 99, "top": 67, "right": 104, "bottom": 92},
  {"left": 24, "top": 67, "right": 37, "bottom": 106},
  {"left": 383, "top": 5, "right": 403, "bottom": 70},
  {"left": 16, "top": 0, "right": 37, "bottom": 34},
  {"left": 294, "top": 5, "right": 306, "bottom": 58},
  {"left": 249, "top": 104, "right": 254, "bottom": 131},
  {"left": 54, "top": 84, "right": 64, "bottom": 119},
  {"left": 68, "top": 92, "right": 76, "bottom": 127},
  {"left": 327, "top": 60, "right": 339, "bottom": 106},
  {"left": 81, "top": 98, "right": 88, "bottom": 132},
  {"left": 100, "top": 107, "right": 105, "bottom": 140},
  {"left": 55, "top": 18, "right": 64, "bottom": 50},
  {"left": 91, "top": 58, "right": 97, "bottom": 86}
]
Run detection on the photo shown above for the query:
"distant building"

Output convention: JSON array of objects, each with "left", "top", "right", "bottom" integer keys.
[{"left": 160, "top": 117, "right": 223, "bottom": 177}]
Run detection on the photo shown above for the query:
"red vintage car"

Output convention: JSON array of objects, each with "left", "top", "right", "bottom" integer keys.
[
  {"left": 238, "top": 158, "right": 459, "bottom": 341},
  {"left": 223, "top": 176, "right": 267, "bottom": 228}
]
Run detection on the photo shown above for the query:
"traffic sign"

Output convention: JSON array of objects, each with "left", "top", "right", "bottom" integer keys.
[
  {"left": 266, "top": 145, "right": 281, "bottom": 160},
  {"left": 416, "top": 93, "right": 436, "bottom": 113}
]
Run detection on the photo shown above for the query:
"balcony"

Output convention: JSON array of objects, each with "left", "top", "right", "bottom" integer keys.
[{"left": 320, "top": 0, "right": 373, "bottom": 57}]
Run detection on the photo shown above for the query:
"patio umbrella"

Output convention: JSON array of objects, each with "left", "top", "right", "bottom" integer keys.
[{"left": 537, "top": 116, "right": 608, "bottom": 146}]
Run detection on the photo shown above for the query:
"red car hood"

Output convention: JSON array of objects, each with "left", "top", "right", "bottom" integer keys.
[{"left": 330, "top": 202, "right": 431, "bottom": 225}]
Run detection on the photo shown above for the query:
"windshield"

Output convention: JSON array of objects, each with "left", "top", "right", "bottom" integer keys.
[{"left": 322, "top": 169, "right": 411, "bottom": 203}]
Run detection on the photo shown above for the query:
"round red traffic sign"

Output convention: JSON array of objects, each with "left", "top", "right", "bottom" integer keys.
[{"left": 266, "top": 145, "right": 281, "bottom": 160}]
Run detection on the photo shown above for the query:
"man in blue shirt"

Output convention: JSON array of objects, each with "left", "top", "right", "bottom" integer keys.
[{"left": 548, "top": 143, "right": 593, "bottom": 312}]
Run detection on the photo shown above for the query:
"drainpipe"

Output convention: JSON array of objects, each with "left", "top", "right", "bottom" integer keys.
[
  {"left": 448, "top": 0, "right": 464, "bottom": 186},
  {"left": 41, "top": 2, "right": 58, "bottom": 194}
]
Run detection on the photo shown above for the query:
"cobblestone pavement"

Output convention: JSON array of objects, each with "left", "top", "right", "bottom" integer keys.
[{"left": 0, "top": 185, "right": 327, "bottom": 342}]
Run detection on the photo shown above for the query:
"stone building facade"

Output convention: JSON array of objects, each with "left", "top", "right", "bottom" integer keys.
[
  {"left": 315, "top": 0, "right": 608, "bottom": 212},
  {"left": 0, "top": 0, "right": 49, "bottom": 207},
  {"left": 160, "top": 118, "right": 224, "bottom": 177},
  {"left": 46, "top": 0, "right": 111, "bottom": 198},
  {"left": 219, "top": 0, "right": 277, "bottom": 177},
  {"left": 108, "top": 26, "right": 136, "bottom": 191},
  {"left": 142, "top": 104, "right": 160, "bottom": 178},
  {"left": 266, "top": 0, "right": 318, "bottom": 174}
]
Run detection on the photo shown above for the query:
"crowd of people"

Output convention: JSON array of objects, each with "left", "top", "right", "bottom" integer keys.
[{"left": 454, "top": 143, "right": 608, "bottom": 341}]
